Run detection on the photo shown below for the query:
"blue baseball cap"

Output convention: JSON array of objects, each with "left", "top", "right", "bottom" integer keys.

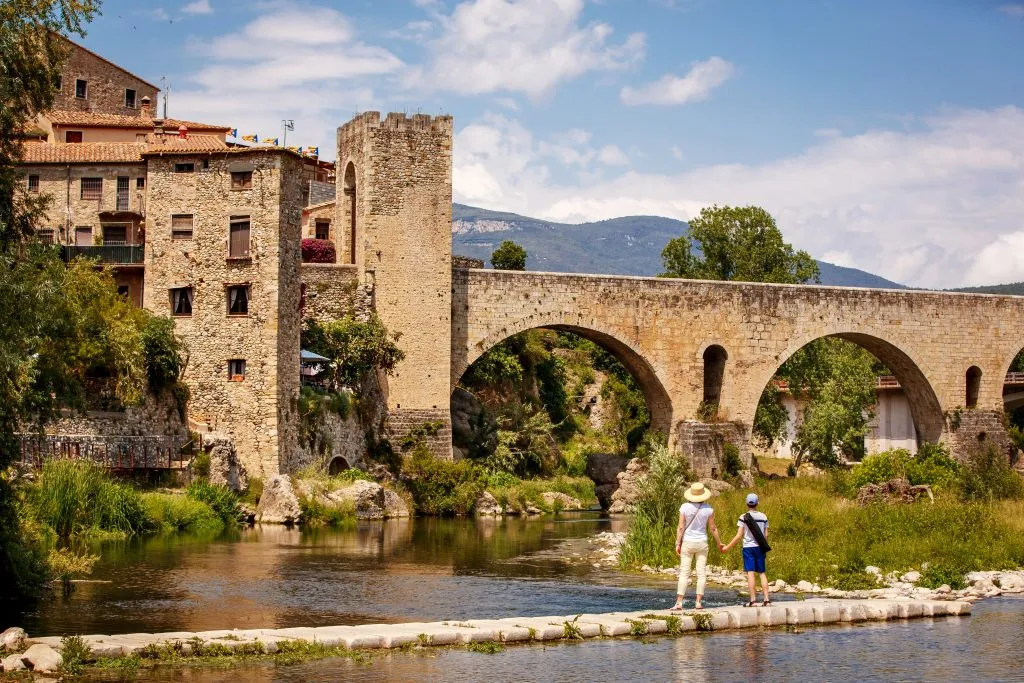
[{"left": 746, "top": 493, "right": 759, "bottom": 506}]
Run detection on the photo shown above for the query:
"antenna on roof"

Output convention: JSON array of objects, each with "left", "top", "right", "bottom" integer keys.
[
  {"left": 160, "top": 77, "right": 171, "bottom": 118},
  {"left": 281, "top": 119, "right": 294, "bottom": 148}
]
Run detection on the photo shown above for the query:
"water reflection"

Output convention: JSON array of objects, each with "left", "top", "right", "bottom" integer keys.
[{"left": 21, "top": 513, "right": 708, "bottom": 637}]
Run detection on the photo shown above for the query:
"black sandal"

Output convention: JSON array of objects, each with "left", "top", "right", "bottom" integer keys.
[
  {"left": 762, "top": 600, "right": 773, "bottom": 606},
  {"left": 744, "top": 601, "right": 757, "bottom": 607}
]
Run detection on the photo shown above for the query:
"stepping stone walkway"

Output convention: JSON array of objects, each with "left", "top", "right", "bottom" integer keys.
[{"left": 23, "top": 598, "right": 971, "bottom": 659}]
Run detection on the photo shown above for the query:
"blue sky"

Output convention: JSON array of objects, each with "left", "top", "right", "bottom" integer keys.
[{"left": 76, "top": 0, "right": 1024, "bottom": 288}]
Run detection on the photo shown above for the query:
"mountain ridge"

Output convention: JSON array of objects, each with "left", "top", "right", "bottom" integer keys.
[{"left": 452, "top": 203, "right": 908, "bottom": 290}]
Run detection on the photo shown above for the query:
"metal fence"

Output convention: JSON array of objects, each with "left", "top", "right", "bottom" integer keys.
[
  {"left": 18, "top": 434, "right": 186, "bottom": 470},
  {"left": 61, "top": 245, "right": 145, "bottom": 265}
]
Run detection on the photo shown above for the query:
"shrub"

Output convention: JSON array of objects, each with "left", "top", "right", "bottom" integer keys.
[
  {"left": 186, "top": 480, "right": 240, "bottom": 526},
  {"left": 847, "top": 445, "right": 961, "bottom": 492},
  {"left": 302, "top": 315, "right": 404, "bottom": 387},
  {"left": 301, "top": 238, "right": 336, "bottom": 263},
  {"left": 918, "top": 563, "right": 968, "bottom": 590},
  {"left": 140, "top": 314, "right": 185, "bottom": 393},
  {"left": 959, "top": 443, "right": 1024, "bottom": 501},
  {"left": 722, "top": 443, "right": 743, "bottom": 478},
  {"left": 191, "top": 451, "right": 211, "bottom": 478},
  {"left": 620, "top": 442, "right": 689, "bottom": 569},
  {"left": 142, "top": 493, "right": 222, "bottom": 533},
  {"left": 299, "top": 495, "right": 356, "bottom": 527},
  {"left": 403, "top": 446, "right": 484, "bottom": 515},
  {"left": 490, "top": 240, "right": 527, "bottom": 270},
  {"left": 487, "top": 474, "right": 597, "bottom": 512},
  {"left": 47, "top": 548, "right": 99, "bottom": 593},
  {"left": 60, "top": 635, "right": 92, "bottom": 675}
]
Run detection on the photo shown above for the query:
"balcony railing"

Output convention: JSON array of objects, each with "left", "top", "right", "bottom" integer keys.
[{"left": 62, "top": 244, "right": 144, "bottom": 265}]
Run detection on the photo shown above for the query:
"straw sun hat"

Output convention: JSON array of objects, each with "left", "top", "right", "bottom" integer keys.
[{"left": 684, "top": 482, "right": 713, "bottom": 503}]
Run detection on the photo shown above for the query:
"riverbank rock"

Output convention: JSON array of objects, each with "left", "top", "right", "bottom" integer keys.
[
  {"left": 542, "top": 491, "right": 582, "bottom": 510},
  {"left": 256, "top": 475, "right": 301, "bottom": 525},
  {"left": 338, "top": 480, "right": 386, "bottom": 519},
  {"left": 901, "top": 570, "right": 922, "bottom": 584},
  {"left": 1, "top": 654, "right": 26, "bottom": 672},
  {"left": 204, "top": 435, "right": 248, "bottom": 493},
  {"left": 856, "top": 478, "right": 934, "bottom": 506},
  {"left": 609, "top": 458, "right": 646, "bottom": 513},
  {"left": 586, "top": 453, "right": 630, "bottom": 509},
  {"left": 20, "top": 644, "right": 61, "bottom": 673},
  {"left": 383, "top": 488, "right": 410, "bottom": 518},
  {"left": 0, "top": 627, "right": 26, "bottom": 652},
  {"left": 474, "top": 492, "right": 503, "bottom": 516}
]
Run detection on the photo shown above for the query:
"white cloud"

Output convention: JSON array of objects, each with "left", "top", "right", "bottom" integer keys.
[
  {"left": 182, "top": 0, "right": 213, "bottom": 15},
  {"left": 671, "top": 145, "right": 684, "bottom": 161},
  {"left": 814, "top": 128, "right": 841, "bottom": 138},
  {"left": 999, "top": 4, "right": 1024, "bottom": 18},
  {"left": 451, "top": 107, "right": 1024, "bottom": 288},
  {"left": 409, "top": 0, "right": 645, "bottom": 98},
  {"left": 966, "top": 232, "right": 1024, "bottom": 286},
  {"left": 598, "top": 144, "right": 629, "bottom": 166},
  {"left": 390, "top": 19, "right": 434, "bottom": 41},
  {"left": 151, "top": 7, "right": 170, "bottom": 21},
  {"left": 494, "top": 97, "right": 519, "bottom": 110},
  {"left": 821, "top": 250, "right": 856, "bottom": 268},
  {"left": 620, "top": 56, "right": 733, "bottom": 106}
]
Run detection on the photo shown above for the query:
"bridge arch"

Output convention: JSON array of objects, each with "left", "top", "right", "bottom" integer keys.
[
  {"left": 453, "top": 316, "right": 674, "bottom": 436},
  {"left": 745, "top": 330, "right": 945, "bottom": 449}
]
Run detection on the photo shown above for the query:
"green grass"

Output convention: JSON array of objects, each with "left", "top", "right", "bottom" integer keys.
[
  {"left": 298, "top": 495, "right": 357, "bottom": 527},
  {"left": 142, "top": 492, "right": 223, "bottom": 533},
  {"left": 488, "top": 475, "right": 597, "bottom": 513},
  {"left": 29, "top": 460, "right": 152, "bottom": 539},
  {"left": 695, "top": 478, "right": 1024, "bottom": 585},
  {"left": 186, "top": 480, "right": 241, "bottom": 526}
]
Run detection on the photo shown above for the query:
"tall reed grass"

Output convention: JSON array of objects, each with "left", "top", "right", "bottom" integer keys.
[{"left": 30, "top": 460, "right": 151, "bottom": 539}]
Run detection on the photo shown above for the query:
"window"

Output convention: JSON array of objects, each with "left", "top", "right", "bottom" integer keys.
[
  {"left": 202, "top": 158, "right": 210, "bottom": 170},
  {"left": 125, "top": 88, "right": 136, "bottom": 109},
  {"left": 80, "top": 177, "right": 102, "bottom": 200},
  {"left": 136, "top": 177, "right": 146, "bottom": 189},
  {"left": 315, "top": 220, "right": 330, "bottom": 240},
  {"left": 116, "top": 176, "right": 129, "bottom": 211},
  {"left": 228, "top": 359, "right": 246, "bottom": 381},
  {"left": 171, "top": 214, "right": 194, "bottom": 240},
  {"left": 117, "top": 285, "right": 130, "bottom": 298},
  {"left": 37, "top": 228, "right": 55, "bottom": 245},
  {"left": 54, "top": 74, "right": 62, "bottom": 92},
  {"left": 228, "top": 216, "right": 250, "bottom": 258},
  {"left": 966, "top": 366, "right": 982, "bottom": 409},
  {"left": 231, "top": 171, "right": 253, "bottom": 190},
  {"left": 103, "top": 225, "right": 127, "bottom": 245},
  {"left": 227, "top": 285, "right": 250, "bottom": 315},
  {"left": 75, "top": 79, "right": 87, "bottom": 99},
  {"left": 27, "top": 175, "right": 39, "bottom": 193},
  {"left": 174, "top": 163, "right": 195, "bottom": 173},
  {"left": 65, "top": 130, "right": 83, "bottom": 143},
  {"left": 75, "top": 226, "right": 92, "bottom": 246},
  {"left": 171, "top": 287, "right": 193, "bottom": 316}
]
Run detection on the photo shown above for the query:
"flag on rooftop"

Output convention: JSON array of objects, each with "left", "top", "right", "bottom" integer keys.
[
  {"left": 266, "top": 137, "right": 279, "bottom": 146},
  {"left": 241, "top": 134, "right": 258, "bottom": 143},
  {"left": 230, "top": 128, "right": 238, "bottom": 138},
  {"left": 303, "top": 146, "right": 319, "bottom": 157},
  {"left": 288, "top": 146, "right": 302, "bottom": 154}
]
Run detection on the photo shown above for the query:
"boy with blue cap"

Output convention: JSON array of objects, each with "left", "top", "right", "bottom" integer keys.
[{"left": 721, "top": 492, "right": 771, "bottom": 606}]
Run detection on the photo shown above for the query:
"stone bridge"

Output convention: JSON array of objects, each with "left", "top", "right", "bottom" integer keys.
[{"left": 449, "top": 269, "right": 1024, "bottom": 473}]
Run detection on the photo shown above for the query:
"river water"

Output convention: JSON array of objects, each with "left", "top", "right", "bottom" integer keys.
[{"left": 15, "top": 514, "right": 1024, "bottom": 681}]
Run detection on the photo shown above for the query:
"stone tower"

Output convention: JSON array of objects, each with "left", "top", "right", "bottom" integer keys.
[{"left": 336, "top": 112, "right": 454, "bottom": 457}]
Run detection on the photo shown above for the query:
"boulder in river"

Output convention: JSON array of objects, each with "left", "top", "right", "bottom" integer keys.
[
  {"left": 1, "top": 654, "right": 26, "bottom": 672},
  {"left": 20, "top": 644, "right": 62, "bottom": 673},
  {"left": 586, "top": 453, "right": 630, "bottom": 509},
  {"left": 0, "top": 627, "right": 26, "bottom": 652},
  {"left": 474, "top": 491, "right": 503, "bottom": 516},
  {"left": 256, "top": 475, "right": 302, "bottom": 525},
  {"left": 541, "top": 491, "right": 582, "bottom": 511}
]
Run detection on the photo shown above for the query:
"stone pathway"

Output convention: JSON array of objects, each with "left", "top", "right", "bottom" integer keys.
[{"left": 25, "top": 598, "right": 971, "bottom": 658}]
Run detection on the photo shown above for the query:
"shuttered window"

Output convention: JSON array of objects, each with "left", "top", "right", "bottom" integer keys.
[
  {"left": 231, "top": 171, "right": 252, "bottom": 190},
  {"left": 229, "top": 216, "right": 250, "bottom": 258},
  {"left": 172, "top": 214, "right": 194, "bottom": 240}
]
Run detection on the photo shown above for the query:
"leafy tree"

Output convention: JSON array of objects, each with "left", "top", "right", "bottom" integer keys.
[
  {"left": 490, "top": 240, "right": 527, "bottom": 271},
  {"left": 660, "top": 205, "right": 819, "bottom": 284},
  {"left": 0, "top": 0, "right": 103, "bottom": 604},
  {"left": 301, "top": 315, "right": 405, "bottom": 388}
]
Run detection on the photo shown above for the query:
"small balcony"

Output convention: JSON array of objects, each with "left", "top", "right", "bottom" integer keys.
[{"left": 62, "top": 244, "right": 145, "bottom": 265}]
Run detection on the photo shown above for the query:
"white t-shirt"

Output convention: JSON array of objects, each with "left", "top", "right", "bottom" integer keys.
[
  {"left": 738, "top": 511, "right": 769, "bottom": 548},
  {"left": 679, "top": 502, "right": 714, "bottom": 543}
]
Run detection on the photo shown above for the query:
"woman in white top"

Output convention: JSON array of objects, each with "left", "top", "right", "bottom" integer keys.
[{"left": 670, "top": 482, "right": 722, "bottom": 611}]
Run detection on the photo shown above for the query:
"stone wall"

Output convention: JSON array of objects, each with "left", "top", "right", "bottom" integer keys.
[
  {"left": 454, "top": 270, "right": 1024, "bottom": 466},
  {"left": 43, "top": 389, "right": 189, "bottom": 443},
  {"left": 452, "top": 255, "right": 484, "bottom": 269},
  {"left": 673, "top": 421, "right": 748, "bottom": 478},
  {"left": 302, "top": 200, "right": 335, "bottom": 240},
  {"left": 299, "top": 263, "right": 366, "bottom": 322},
  {"left": 338, "top": 112, "right": 454, "bottom": 458},
  {"left": 141, "top": 148, "right": 303, "bottom": 477},
  {"left": 307, "top": 180, "right": 335, "bottom": 206},
  {"left": 53, "top": 36, "right": 158, "bottom": 116}
]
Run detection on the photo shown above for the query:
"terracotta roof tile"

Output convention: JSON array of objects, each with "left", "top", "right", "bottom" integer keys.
[
  {"left": 19, "top": 142, "right": 147, "bottom": 164},
  {"left": 143, "top": 136, "right": 230, "bottom": 153},
  {"left": 45, "top": 109, "right": 231, "bottom": 132}
]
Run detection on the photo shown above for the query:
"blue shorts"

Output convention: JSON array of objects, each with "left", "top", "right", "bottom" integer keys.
[{"left": 743, "top": 546, "right": 767, "bottom": 573}]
